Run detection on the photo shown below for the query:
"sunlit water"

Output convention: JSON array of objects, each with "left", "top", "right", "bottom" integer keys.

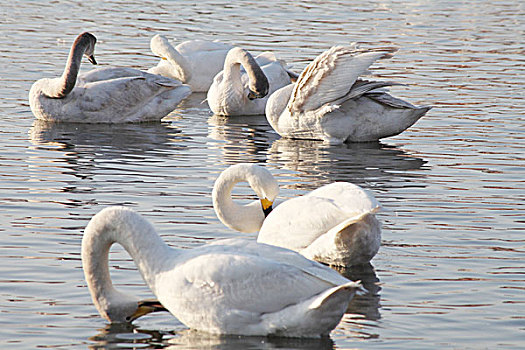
[{"left": 1, "top": 0, "right": 523, "bottom": 348}]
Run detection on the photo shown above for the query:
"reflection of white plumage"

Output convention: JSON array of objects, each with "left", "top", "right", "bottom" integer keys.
[
  {"left": 265, "top": 44, "right": 431, "bottom": 144},
  {"left": 148, "top": 34, "right": 233, "bottom": 92},
  {"left": 213, "top": 163, "right": 381, "bottom": 266},
  {"left": 29, "top": 32, "right": 191, "bottom": 123},
  {"left": 207, "top": 47, "right": 296, "bottom": 116},
  {"left": 83, "top": 206, "right": 362, "bottom": 337}
]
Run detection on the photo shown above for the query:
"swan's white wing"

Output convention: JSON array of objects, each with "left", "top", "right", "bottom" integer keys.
[
  {"left": 204, "top": 238, "right": 349, "bottom": 286},
  {"left": 288, "top": 45, "right": 397, "bottom": 115},
  {"left": 175, "top": 39, "right": 233, "bottom": 55},
  {"left": 307, "top": 182, "right": 380, "bottom": 214},
  {"left": 167, "top": 239, "right": 351, "bottom": 316},
  {"left": 258, "top": 182, "right": 380, "bottom": 251}
]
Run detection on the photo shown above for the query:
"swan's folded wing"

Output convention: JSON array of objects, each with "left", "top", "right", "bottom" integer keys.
[
  {"left": 255, "top": 52, "right": 278, "bottom": 66},
  {"left": 174, "top": 243, "right": 350, "bottom": 315},
  {"left": 288, "top": 45, "right": 397, "bottom": 115},
  {"left": 76, "top": 74, "right": 183, "bottom": 113},
  {"left": 206, "top": 238, "right": 350, "bottom": 286},
  {"left": 307, "top": 182, "right": 380, "bottom": 214}
]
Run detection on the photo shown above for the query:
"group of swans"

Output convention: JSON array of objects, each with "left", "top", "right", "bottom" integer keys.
[
  {"left": 40, "top": 30, "right": 426, "bottom": 337},
  {"left": 30, "top": 32, "right": 430, "bottom": 143},
  {"left": 82, "top": 163, "right": 380, "bottom": 337}
]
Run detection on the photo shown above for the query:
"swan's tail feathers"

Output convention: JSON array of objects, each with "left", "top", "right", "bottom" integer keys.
[
  {"left": 308, "top": 281, "right": 364, "bottom": 310},
  {"left": 301, "top": 210, "right": 382, "bottom": 266},
  {"left": 153, "top": 77, "right": 185, "bottom": 88},
  {"left": 347, "top": 79, "right": 405, "bottom": 100},
  {"left": 261, "top": 281, "right": 361, "bottom": 337}
]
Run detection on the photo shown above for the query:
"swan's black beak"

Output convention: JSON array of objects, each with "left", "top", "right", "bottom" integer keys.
[
  {"left": 88, "top": 54, "right": 97, "bottom": 65},
  {"left": 126, "top": 300, "right": 168, "bottom": 323},
  {"left": 260, "top": 198, "right": 273, "bottom": 218},
  {"left": 247, "top": 89, "right": 266, "bottom": 100}
]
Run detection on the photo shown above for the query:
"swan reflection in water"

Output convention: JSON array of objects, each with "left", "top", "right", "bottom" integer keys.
[
  {"left": 207, "top": 113, "right": 276, "bottom": 165},
  {"left": 336, "top": 263, "right": 381, "bottom": 321},
  {"left": 266, "top": 138, "right": 427, "bottom": 191},
  {"left": 28, "top": 120, "right": 188, "bottom": 180},
  {"left": 89, "top": 323, "right": 335, "bottom": 349}
]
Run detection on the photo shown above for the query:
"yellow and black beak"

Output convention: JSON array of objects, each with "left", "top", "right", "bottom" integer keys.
[
  {"left": 260, "top": 198, "right": 273, "bottom": 217},
  {"left": 126, "top": 300, "right": 168, "bottom": 323}
]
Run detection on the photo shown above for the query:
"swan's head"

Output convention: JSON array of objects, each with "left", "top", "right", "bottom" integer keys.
[
  {"left": 247, "top": 68, "right": 269, "bottom": 100},
  {"left": 212, "top": 163, "right": 279, "bottom": 233},
  {"left": 97, "top": 291, "right": 167, "bottom": 323},
  {"left": 237, "top": 163, "right": 279, "bottom": 213},
  {"left": 76, "top": 32, "right": 97, "bottom": 65},
  {"left": 150, "top": 34, "right": 171, "bottom": 58}
]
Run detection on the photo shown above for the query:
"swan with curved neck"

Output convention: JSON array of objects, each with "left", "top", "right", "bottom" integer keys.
[
  {"left": 207, "top": 47, "right": 296, "bottom": 116},
  {"left": 265, "top": 45, "right": 432, "bottom": 144},
  {"left": 148, "top": 34, "right": 233, "bottom": 92},
  {"left": 82, "top": 206, "right": 362, "bottom": 337},
  {"left": 29, "top": 32, "right": 191, "bottom": 123},
  {"left": 212, "top": 163, "right": 279, "bottom": 233},
  {"left": 213, "top": 164, "right": 382, "bottom": 266}
]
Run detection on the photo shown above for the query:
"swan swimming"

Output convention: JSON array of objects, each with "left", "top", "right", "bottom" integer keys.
[
  {"left": 213, "top": 163, "right": 381, "bottom": 266},
  {"left": 148, "top": 34, "right": 233, "bottom": 92},
  {"left": 207, "top": 47, "right": 297, "bottom": 116},
  {"left": 29, "top": 32, "right": 191, "bottom": 123},
  {"left": 82, "top": 206, "right": 363, "bottom": 337},
  {"left": 265, "top": 44, "right": 432, "bottom": 144}
]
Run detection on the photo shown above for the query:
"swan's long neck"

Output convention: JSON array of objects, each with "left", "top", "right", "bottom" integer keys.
[
  {"left": 223, "top": 47, "right": 266, "bottom": 93},
  {"left": 212, "top": 167, "right": 266, "bottom": 233},
  {"left": 161, "top": 42, "right": 192, "bottom": 83},
  {"left": 42, "top": 35, "right": 90, "bottom": 98},
  {"left": 82, "top": 207, "right": 172, "bottom": 320}
]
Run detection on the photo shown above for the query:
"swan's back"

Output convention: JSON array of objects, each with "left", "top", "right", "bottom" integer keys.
[
  {"left": 258, "top": 182, "right": 380, "bottom": 255},
  {"left": 152, "top": 238, "right": 359, "bottom": 336},
  {"left": 176, "top": 39, "right": 233, "bottom": 55},
  {"left": 31, "top": 68, "right": 191, "bottom": 123}
]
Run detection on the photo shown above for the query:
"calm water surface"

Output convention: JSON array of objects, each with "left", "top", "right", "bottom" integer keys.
[{"left": 1, "top": 0, "right": 524, "bottom": 348}]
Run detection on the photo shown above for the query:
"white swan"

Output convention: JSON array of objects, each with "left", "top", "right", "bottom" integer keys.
[
  {"left": 212, "top": 164, "right": 381, "bottom": 266},
  {"left": 207, "top": 47, "right": 297, "bottom": 116},
  {"left": 148, "top": 34, "right": 233, "bottom": 92},
  {"left": 29, "top": 32, "right": 191, "bottom": 123},
  {"left": 265, "top": 44, "right": 432, "bottom": 144},
  {"left": 82, "top": 206, "right": 363, "bottom": 337}
]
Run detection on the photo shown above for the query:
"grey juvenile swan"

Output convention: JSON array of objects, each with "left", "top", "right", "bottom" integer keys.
[{"left": 29, "top": 32, "right": 191, "bottom": 123}]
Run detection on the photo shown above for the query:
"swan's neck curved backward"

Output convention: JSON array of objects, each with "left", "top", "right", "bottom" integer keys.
[
  {"left": 213, "top": 172, "right": 264, "bottom": 233},
  {"left": 224, "top": 49, "right": 265, "bottom": 90},
  {"left": 42, "top": 38, "right": 86, "bottom": 98},
  {"left": 82, "top": 208, "right": 172, "bottom": 316},
  {"left": 163, "top": 44, "right": 192, "bottom": 83}
]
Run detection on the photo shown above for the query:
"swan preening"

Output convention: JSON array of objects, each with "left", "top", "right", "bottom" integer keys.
[
  {"left": 29, "top": 32, "right": 191, "bottom": 123},
  {"left": 82, "top": 206, "right": 363, "bottom": 337},
  {"left": 207, "top": 47, "right": 297, "bottom": 116},
  {"left": 213, "top": 163, "right": 381, "bottom": 266},
  {"left": 148, "top": 34, "right": 233, "bottom": 92},
  {"left": 266, "top": 44, "right": 432, "bottom": 144}
]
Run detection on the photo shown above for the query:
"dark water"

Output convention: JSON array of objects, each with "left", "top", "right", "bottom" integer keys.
[{"left": 1, "top": 0, "right": 523, "bottom": 348}]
